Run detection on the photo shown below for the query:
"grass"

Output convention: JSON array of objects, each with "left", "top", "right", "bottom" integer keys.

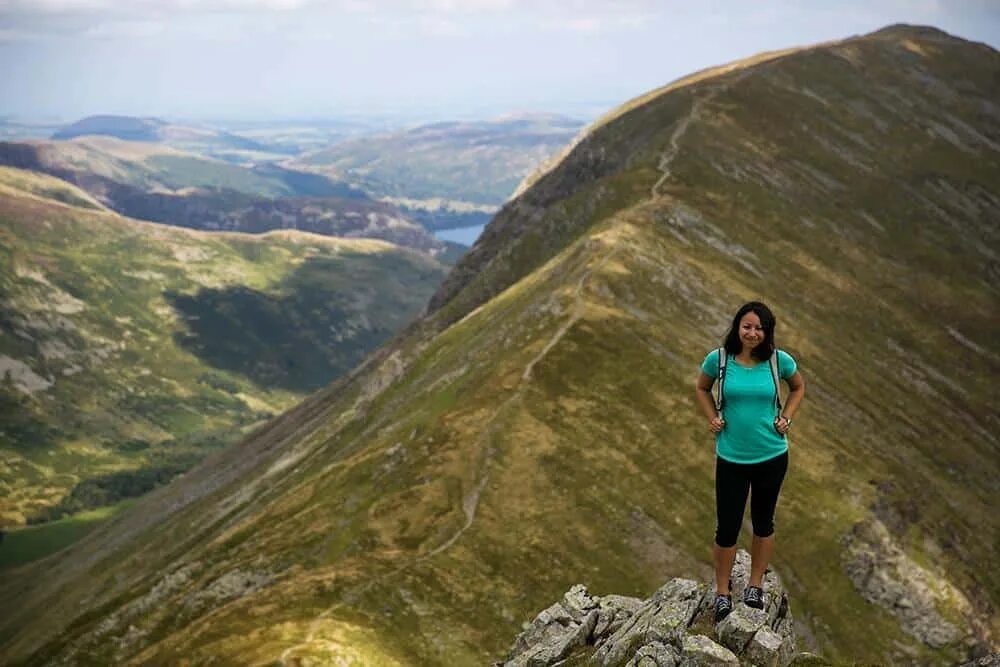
[
  {"left": 146, "top": 154, "right": 293, "bottom": 197},
  {"left": 0, "top": 500, "right": 134, "bottom": 570},
  {"left": 0, "top": 172, "right": 449, "bottom": 526}
]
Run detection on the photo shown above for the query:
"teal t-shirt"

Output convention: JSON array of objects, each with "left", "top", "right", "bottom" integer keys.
[{"left": 700, "top": 349, "right": 797, "bottom": 464}]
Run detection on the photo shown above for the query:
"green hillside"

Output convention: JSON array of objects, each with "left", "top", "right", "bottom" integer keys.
[
  {"left": 0, "top": 166, "right": 448, "bottom": 528},
  {"left": 295, "top": 114, "right": 583, "bottom": 229},
  {"left": 0, "top": 136, "right": 355, "bottom": 198},
  {"left": 0, "top": 24, "right": 997, "bottom": 666},
  {"left": 0, "top": 138, "right": 452, "bottom": 254}
]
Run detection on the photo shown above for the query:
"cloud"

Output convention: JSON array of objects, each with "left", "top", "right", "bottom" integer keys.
[
  {"left": 417, "top": 15, "right": 463, "bottom": 35},
  {"left": 413, "top": 0, "right": 516, "bottom": 11},
  {"left": 0, "top": 27, "right": 50, "bottom": 42},
  {"left": 82, "top": 18, "right": 165, "bottom": 38},
  {"left": 0, "top": 0, "right": 520, "bottom": 14},
  {"left": 561, "top": 17, "right": 601, "bottom": 33},
  {"left": 0, "top": 0, "right": 514, "bottom": 41},
  {"left": 5, "top": 0, "right": 992, "bottom": 44},
  {"left": 544, "top": 10, "right": 652, "bottom": 35}
]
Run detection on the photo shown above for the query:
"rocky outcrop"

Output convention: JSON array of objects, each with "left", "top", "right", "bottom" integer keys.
[
  {"left": 496, "top": 550, "right": 820, "bottom": 667},
  {"left": 842, "top": 516, "right": 973, "bottom": 648}
]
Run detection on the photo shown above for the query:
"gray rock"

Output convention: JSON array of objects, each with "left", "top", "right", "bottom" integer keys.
[
  {"left": 678, "top": 635, "right": 739, "bottom": 666},
  {"left": 770, "top": 595, "right": 793, "bottom": 634},
  {"left": 625, "top": 641, "right": 680, "bottom": 667},
  {"left": 511, "top": 602, "right": 577, "bottom": 656},
  {"left": 727, "top": 550, "right": 787, "bottom": 626},
  {"left": 500, "top": 555, "right": 809, "bottom": 667},
  {"left": 842, "top": 517, "right": 963, "bottom": 648},
  {"left": 960, "top": 655, "right": 1000, "bottom": 667},
  {"left": 646, "top": 580, "right": 703, "bottom": 645},
  {"left": 506, "top": 608, "right": 598, "bottom": 667},
  {"left": 563, "top": 584, "right": 601, "bottom": 621},
  {"left": 594, "top": 595, "right": 645, "bottom": 646},
  {"left": 716, "top": 605, "right": 767, "bottom": 654},
  {"left": 745, "top": 627, "right": 783, "bottom": 667},
  {"left": 592, "top": 615, "right": 652, "bottom": 667},
  {"left": 696, "top": 550, "right": 789, "bottom": 635},
  {"left": 592, "top": 579, "right": 703, "bottom": 667}
]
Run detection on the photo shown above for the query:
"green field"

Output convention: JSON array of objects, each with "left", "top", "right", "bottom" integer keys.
[{"left": 0, "top": 501, "right": 134, "bottom": 570}]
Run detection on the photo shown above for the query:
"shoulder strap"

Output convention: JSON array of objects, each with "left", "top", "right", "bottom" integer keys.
[
  {"left": 769, "top": 350, "right": 783, "bottom": 415},
  {"left": 715, "top": 347, "right": 727, "bottom": 413}
]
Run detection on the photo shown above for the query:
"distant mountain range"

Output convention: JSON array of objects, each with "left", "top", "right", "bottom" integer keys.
[
  {"left": 35, "top": 113, "right": 587, "bottom": 235},
  {"left": 0, "top": 166, "right": 449, "bottom": 528},
  {"left": 293, "top": 114, "right": 585, "bottom": 229},
  {"left": 0, "top": 137, "right": 459, "bottom": 258},
  {"left": 51, "top": 114, "right": 285, "bottom": 158}
]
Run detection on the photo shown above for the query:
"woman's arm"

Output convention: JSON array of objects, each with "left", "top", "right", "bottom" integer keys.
[
  {"left": 695, "top": 373, "right": 725, "bottom": 433},
  {"left": 775, "top": 371, "right": 805, "bottom": 434}
]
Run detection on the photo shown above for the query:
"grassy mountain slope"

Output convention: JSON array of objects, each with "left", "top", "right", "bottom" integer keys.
[
  {"left": 0, "top": 166, "right": 449, "bottom": 526},
  {"left": 1, "top": 24, "right": 997, "bottom": 666}
]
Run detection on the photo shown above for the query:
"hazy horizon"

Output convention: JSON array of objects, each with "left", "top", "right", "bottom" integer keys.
[{"left": 2, "top": 1, "right": 999, "bottom": 125}]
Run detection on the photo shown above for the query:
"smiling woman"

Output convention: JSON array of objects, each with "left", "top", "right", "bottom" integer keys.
[{"left": 694, "top": 301, "right": 805, "bottom": 624}]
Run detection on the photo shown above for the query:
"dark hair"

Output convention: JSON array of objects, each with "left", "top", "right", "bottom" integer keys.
[{"left": 723, "top": 301, "right": 776, "bottom": 361}]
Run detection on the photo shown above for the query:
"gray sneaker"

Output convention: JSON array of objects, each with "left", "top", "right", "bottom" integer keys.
[
  {"left": 744, "top": 585, "right": 764, "bottom": 609},
  {"left": 714, "top": 594, "right": 733, "bottom": 623}
]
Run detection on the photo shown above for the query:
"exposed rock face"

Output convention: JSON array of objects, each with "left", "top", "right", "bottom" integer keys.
[
  {"left": 843, "top": 516, "right": 970, "bottom": 647},
  {"left": 497, "top": 550, "right": 813, "bottom": 667}
]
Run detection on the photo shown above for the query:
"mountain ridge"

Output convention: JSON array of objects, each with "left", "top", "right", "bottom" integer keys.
[
  {"left": 434, "top": 22, "right": 998, "bottom": 327},
  {"left": 52, "top": 115, "right": 278, "bottom": 156}
]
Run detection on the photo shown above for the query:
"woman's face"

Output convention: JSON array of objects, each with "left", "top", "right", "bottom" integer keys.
[{"left": 738, "top": 312, "right": 764, "bottom": 352}]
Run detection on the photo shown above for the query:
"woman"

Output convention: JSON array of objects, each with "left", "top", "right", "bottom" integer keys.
[{"left": 694, "top": 302, "right": 805, "bottom": 623}]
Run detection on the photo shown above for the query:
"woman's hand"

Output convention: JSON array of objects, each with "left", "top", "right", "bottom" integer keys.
[
  {"left": 774, "top": 416, "right": 791, "bottom": 435},
  {"left": 709, "top": 416, "right": 725, "bottom": 433}
]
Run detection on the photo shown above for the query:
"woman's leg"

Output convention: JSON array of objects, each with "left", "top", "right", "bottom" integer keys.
[
  {"left": 713, "top": 543, "right": 738, "bottom": 594},
  {"left": 748, "top": 451, "right": 789, "bottom": 587},
  {"left": 749, "top": 534, "right": 775, "bottom": 588},
  {"left": 715, "top": 456, "right": 750, "bottom": 593}
]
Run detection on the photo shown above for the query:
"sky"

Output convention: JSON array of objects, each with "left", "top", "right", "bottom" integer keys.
[{"left": 2, "top": 0, "right": 999, "bottom": 123}]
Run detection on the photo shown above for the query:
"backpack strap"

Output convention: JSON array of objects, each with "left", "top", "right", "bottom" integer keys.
[
  {"left": 715, "top": 347, "right": 727, "bottom": 414},
  {"left": 769, "top": 350, "right": 783, "bottom": 415}
]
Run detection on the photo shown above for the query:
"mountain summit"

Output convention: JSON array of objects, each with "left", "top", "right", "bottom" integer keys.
[
  {"left": 52, "top": 115, "right": 169, "bottom": 142},
  {"left": 2, "top": 24, "right": 998, "bottom": 665}
]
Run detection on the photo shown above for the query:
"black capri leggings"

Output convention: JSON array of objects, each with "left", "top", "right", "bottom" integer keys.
[{"left": 715, "top": 451, "right": 788, "bottom": 548}]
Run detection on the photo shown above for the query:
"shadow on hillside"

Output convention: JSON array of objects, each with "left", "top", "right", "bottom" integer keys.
[{"left": 166, "top": 254, "right": 436, "bottom": 393}]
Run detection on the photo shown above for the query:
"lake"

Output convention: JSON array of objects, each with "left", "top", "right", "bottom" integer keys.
[{"left": 432, "top": 224, "right": 485, "bottom": 246}]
